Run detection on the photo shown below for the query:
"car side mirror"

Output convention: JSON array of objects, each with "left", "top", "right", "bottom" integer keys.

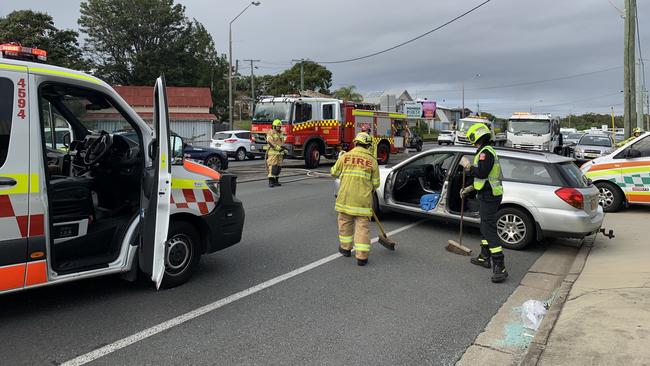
[{"left": 626, "top": 148, "right": 641, "bottom": 158}]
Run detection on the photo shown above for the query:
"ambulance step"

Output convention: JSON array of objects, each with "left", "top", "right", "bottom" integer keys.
[{"left": 54, "top": 255, "right": 113, "bottom": 275}]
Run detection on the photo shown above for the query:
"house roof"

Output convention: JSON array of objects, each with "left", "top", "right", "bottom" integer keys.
[
  {"left": 114, "top": 86, "right": 213, "bottom": 108},
  {"left": 86, "top": 112, "right": 217, "bottom": 121}
]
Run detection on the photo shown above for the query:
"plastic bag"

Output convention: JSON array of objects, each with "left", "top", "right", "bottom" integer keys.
[
  {"left": 420, "top": 193, "right": 440, "bottom": 211},
  {"left": 521, "top": 300, "right": 548, "bottom": 330}
]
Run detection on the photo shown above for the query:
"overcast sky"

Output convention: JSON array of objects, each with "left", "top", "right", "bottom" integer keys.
[{"left": 1, "top": 0, "right": 648, "bottom": 117}]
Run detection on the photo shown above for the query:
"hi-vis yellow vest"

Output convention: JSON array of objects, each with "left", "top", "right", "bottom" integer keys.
[
  {"left": 473, "top": 145, "right": 503, "bottom": 196},
  {"left": 331, "top": 147, "right": 380, "bottom": 216}
]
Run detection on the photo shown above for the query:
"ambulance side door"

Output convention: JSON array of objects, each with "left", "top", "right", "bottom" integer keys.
[
  {"left": 0, "top": 65, "right": 31, "bottom": 292},
  {"left": 139, "top": 76, "right": 172, "bottom": 288},
  {"left": 623, "top": 135, "right": 650, "bottom": 204}
]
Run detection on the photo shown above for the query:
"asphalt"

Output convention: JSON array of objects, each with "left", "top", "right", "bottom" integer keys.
[{"left": 0, "top": 156, "right": 543, "bottom": 366}]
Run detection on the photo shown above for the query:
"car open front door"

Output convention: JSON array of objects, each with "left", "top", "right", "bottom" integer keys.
[{"left": 140, "top": 76, "right": 172, "bottom": 289}]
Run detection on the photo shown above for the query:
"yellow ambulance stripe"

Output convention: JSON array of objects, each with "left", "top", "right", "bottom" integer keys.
[
  {"left": 0, "top": 63, "right": 28, "bottom": 72},
  {"left": 171, "top": 178, "right": 207, "bottom": 189},
  {"left": 587, "top": 166, "right": 650, "bottom": 178},
  {"left": 0, "top": 174, "right": 39, "bottom": 194},
  {"left": 29, "top": 67, "right": 102, "bottom": 85},
  {"left": 626, "top": 191, "right": 650, "bottom": 196}
]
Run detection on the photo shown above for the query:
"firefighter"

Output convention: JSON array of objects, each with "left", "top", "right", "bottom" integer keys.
[
  {"left": 331, "top": 132, "right": 380, "bottom": 266},
  {"left": 459, "top": 123, "right": 508, "bottom": 283},
  {"left": 616, "top": 127, "right": 643, "bottom": 147},
  {"left": 266, "top": 119, "right": 285, "bottom": 187},
  {"left": 360, "top": 123, "right": 377, "bottom": 158}
]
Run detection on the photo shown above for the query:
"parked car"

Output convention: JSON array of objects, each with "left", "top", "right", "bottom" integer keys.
[
  {"left": 183, "top": 143, "right": 229, "bottom": 171},
  {"left": 573, "top": 133, "right": 615, "bottom": 164},
  {"left": 210, "top": 130, "right": 255, "bottom": 161},
  {"left": 582, "top": 132, "right": 650, "bottom": 212},
  {"left": 437, "top": 130, "right": 455, "bottom": 145},
  {"left": 407, "top": 131, "right": 424, "bottom": 151},
  {"left": 354, "top": 146, "right": 603, "bottom": 250},
  {"left": 564, "top": 132, "right": 585, "bottom": 146}
]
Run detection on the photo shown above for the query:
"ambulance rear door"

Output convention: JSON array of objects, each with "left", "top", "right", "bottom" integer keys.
[
  {"left": 139, "top": 76, "right": 172, "bottom": 289},
  {"left": 0, "top": 63, "right": 34, "bottom": 293}
]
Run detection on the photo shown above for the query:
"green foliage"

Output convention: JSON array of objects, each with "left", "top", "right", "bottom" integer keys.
[
  {"left": 234, "top": 62, "right": 333, "bottom": 98},
  {"left": 333, "top": 85, "right": 363, "bottom": 102},
  {"left": 560, "top": 113, "right": 624, "bottom": 131},
  {"left": 0, "top": 10, "right": 88, "bottom": 70}
]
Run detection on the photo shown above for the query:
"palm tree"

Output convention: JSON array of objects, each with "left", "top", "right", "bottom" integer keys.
[{"left": 333, "top": 85, "right": 363, "bottom": 102}]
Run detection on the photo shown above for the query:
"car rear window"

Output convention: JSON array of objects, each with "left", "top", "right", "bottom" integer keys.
[
  {"left": 500, "top": 157, "right": 556, "bottom": 185},
  {"left": 0, "top": 77, "right": 14, "bottom": 168},
  {"left": 214, "top": 133, "right": 231, "bottom": 140},
  {"left": 556, "top": 162, "right": 590, "bottom": 188},
  {"left": 235, "top": 132, "right": 250, "bottom": 139}
]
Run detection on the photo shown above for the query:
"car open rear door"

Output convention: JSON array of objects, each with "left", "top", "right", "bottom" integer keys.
[{"left": 140, "top": 76, "right": 172, "bottom": 289}]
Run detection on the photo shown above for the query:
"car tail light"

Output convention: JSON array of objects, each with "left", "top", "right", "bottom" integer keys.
[
  {"left": 224, "top": 139, "right": 237, "bottom": 143},
  {"left": 555, "top": 187, "right": 584, "bottom": 209}
]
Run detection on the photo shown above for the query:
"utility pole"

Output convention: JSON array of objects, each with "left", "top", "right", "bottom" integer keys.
[
  {"left": 624, "top": 0, "right": 637, "bottom": 138},
  {"left": 292, "top": 59, "right": 306, "bottom": 92},
  {"left": 243, "top": 59, "right": 260, "bottom": 101}
]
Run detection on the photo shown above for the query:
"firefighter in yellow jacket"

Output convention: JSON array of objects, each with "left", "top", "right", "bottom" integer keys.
[
  {"left": 331, "top": 132, "right": 380, "bottom": 266},
  {"left": 266, "top": 119, "right": 285, "bottom": 187}
]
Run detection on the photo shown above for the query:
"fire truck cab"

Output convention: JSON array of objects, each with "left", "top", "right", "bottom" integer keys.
[
  {"left": 251, "top": 96, "right": 405, "bottom": 167},
  {"left": 0, "top": 44, "right": 244, "bottom": 295}
]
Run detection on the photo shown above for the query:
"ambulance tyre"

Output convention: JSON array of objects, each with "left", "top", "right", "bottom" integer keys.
[
  {"left": 595, "top": 181, "right": 624, "bottom": 213},
  {"left": 305, "top": 142, "right": 321, "bottom": 169},
  {"left": 161, "top": 220, "right": 201, "bottom": 289}
]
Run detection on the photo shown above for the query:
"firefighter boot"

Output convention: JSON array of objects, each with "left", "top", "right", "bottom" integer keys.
[
  {"left": 356, "top": 251, "right": 368, "bottom": 266},
  {"left": 491, "top": 255, "right": 508, "bottom": 283},
  {"left": 338, "top": 247, "right": 351, "bottom": 257},
  {"left": 268, "top": 178, "right": 275, "bottom": 188},
  {"left": 273, "top": 178, "right": 282, "bottom": 187},
  {"left": 470, "top": 245, "right": 491, "bottom": 269}
]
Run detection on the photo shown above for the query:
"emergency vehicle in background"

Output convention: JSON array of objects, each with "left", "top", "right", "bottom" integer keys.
[
  {"left": 506, "top": 112, "right": 562, "bottom": 153},
  {"left": 581, "top": 132, "right": 650, "bottom": 212},
  {"left": 0, "top": 43, "right": 244, "bottom": 295},
  {"left": 454, "top": 116, "right": 506, "bottom": 146},
  {"left": 250, "top": 96, "right": 408, "bottom": 167}
]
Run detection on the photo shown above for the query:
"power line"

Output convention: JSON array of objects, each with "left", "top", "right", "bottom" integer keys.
[{"left": 316, "top": 0, "right": 492, "bottom": 64}]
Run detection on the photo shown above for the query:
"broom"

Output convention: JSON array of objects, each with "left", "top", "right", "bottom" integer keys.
[
  {"left": 372, "top": 210, "right": 396, "bottom": 250},
  {"left": 446, "top": 169, "right": 472, "bottom": 256}
]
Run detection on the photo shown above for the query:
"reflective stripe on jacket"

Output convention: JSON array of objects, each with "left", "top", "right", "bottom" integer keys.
[
  {"left": 331, "top": 146, "right": 380, "bottom": 216},
  {"left": 266, "top": 130, "right": 284, "bottom": 156},
  {"left": 473, "top": 145, "right": 504, "bottom": 196}
]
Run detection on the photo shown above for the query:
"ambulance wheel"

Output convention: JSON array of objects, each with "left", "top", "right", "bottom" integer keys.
[
  {"left": 305, "top": 142, "right": 321, "bottom": 169},
  {"left": 595, "top": 181, "right": 624, "bottom": 212},
  {"left": 161, "top": 221, "right": 200, "bottom": 289},
  {"left": 377, "top": 142, "right": 390, "bottom": 165}
]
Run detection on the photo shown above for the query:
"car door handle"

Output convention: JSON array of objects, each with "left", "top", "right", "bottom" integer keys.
[{"left": 0, "top": 177, "right": 17, "bottom": 186}]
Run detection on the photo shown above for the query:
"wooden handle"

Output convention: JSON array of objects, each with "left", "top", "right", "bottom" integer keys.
[
  {"left": 459, "top": 170, "right": 466, "bottom": 245},
  {"left": 372, "top": 210, "right": 388, "bottom": 237}
]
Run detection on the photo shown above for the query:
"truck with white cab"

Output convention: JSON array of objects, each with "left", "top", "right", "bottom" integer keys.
[{"left": 506, "top": 112, "right": 562, "bottom": 153}]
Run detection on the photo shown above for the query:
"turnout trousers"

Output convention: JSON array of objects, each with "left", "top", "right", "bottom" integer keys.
[
  {"left": 337, "top": 213, "right": 370, "bottom": 260},
  {"left": 266, "top": 153, "right": 283, "bottom": 178},
  {"left": 477, "top": 189, "right": 504, "bottom": 259}
]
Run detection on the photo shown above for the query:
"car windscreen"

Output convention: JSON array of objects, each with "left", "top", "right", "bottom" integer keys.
[
  {"left": 213, "top": 133, "right": 231, "bottom": 140},
  {"left": 458, "top": 120, "right": 487, "bottom": 132},
  {"left": 578, "top": 135, "right": 611, "bottom": 147},
  {"left": 252, "top": 102, "right": 291, "bottom": 123},
  {"left": 568, "top": 133, "right": 584, "bottom": 140},
  {"left": 556, "top": 162, "right": 590, "bottom": 188},
  {"left": 507, "top": 119, "right": 550, "bottom": 135}
]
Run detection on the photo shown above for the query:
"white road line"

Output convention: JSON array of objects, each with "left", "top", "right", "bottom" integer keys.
[{"left": 61, "top": 220, "right": 424, "bottom": 366}]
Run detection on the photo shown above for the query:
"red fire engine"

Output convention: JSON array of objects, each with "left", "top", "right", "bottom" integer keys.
[{"left": 250, "top": 96, "right": 408, "bottom": 168}]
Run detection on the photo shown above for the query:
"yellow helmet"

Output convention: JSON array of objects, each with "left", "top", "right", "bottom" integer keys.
[
  {"left": 354, "top": 132, "right": 373, "bottom": 146},
  {"left": 633, "top": 127, "right": 642, "bottom": 134},
  {"left": 466, "top": 123, "right": 492, "bottom": 144},
  {"left": 272, "top": 119, "right": 282, "bottom": 127}
]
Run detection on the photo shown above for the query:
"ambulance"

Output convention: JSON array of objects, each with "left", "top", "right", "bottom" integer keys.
[
  {"left": 581, "top": 132, "right": 650, "bottom": 212},
  {"left": 0, "top": 44, "right": 244, "bottom": 295}
]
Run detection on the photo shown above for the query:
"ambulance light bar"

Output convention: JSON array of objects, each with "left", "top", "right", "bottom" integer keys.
[{"left": 0, "top": 43, "right": 48, "bottom": 62}]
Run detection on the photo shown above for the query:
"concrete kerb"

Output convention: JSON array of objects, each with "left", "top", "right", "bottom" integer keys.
[
  {"left": 518, "top": 236, "right": 596, "bottom": 366},
  {"left": 455, "top": 237, "right": 592, "bottom": 366}
]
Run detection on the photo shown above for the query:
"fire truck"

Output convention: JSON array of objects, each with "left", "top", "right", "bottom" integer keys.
[{"left": 250, "top": 96, "right": 408, "bottom": 167}]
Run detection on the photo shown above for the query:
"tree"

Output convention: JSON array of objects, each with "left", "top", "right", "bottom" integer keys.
[
  {"left": 268, "top": 61, "right": 332, "bottom": 95},
  {"left": 0, "top": 10, "right": 88, "bottom": 70},
  {"left": 560, "top": 113, "right": 624, "bottom": 131},
  {"left": 333, "top": 85, "right": 363, "bottom": 102}
]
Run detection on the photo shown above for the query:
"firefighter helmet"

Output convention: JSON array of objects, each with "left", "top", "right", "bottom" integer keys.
[
  {"left": 466, "top": 123, "right": 492, "bottom": 145},
  {"left": 633, "top": 127, "right": 642, "bottom": 135},
  {"left": 272, "top": 119, "right": 282, "bottom": 127},
  {"left": 354, "top": 132, "right": 373, "bottom": 146}
]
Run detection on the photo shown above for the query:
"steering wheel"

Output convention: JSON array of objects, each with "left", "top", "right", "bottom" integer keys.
[
  {"left": 83, "top": 134, "right": 113, "bottom": 165},
  {"left": 394, "top": 170, "right": 410, "bottom": 191}
]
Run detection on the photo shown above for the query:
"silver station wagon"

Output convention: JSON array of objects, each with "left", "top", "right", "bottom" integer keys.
[{"left": 374, "top": 146, "right": 604, "bottom": 249}]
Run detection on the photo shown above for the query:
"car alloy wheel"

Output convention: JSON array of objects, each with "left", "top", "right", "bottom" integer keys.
[
  {"left": 497, "top": 214, "right": 527, "bottom": 245},
  {"left": 236, "top": 148, "right": 247, "bottom": 161},
  {"left": 597, "top": 185, "right": 614, "bottom": 209},
  {"left": 204, "top": 156, "right": 222, "bottom": 171}
]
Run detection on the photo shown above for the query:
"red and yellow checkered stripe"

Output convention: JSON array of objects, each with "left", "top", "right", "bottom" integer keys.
[{"left": 292, "top": 119, "right": 340, "bottom": 132}]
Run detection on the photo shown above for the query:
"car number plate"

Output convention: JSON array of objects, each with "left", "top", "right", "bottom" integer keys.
[
  {"left": 585, "top": 153, "right": 598, "bottom": 158},
  {"left": 214, "top": 143, "right": 221, "bottom": 147}
]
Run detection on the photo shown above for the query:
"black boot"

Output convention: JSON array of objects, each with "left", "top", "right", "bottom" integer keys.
[
  {"left": 268, "top": 178, "right": 275, "bottom": 188},
  {"left": 471, "top": 246, "right": 491, "bottom": 268},
  {"left": 273, "top": 178, "right": 282, "bottom": 186},
  {"left": 338, "top": 247, "right": 351, "bottom": 257},
  {"left": 491, "top": 255, "right": 508, "bottom": 283},
  {"left": 357, "top": 258, "right": 368, "bottom": 266}
]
